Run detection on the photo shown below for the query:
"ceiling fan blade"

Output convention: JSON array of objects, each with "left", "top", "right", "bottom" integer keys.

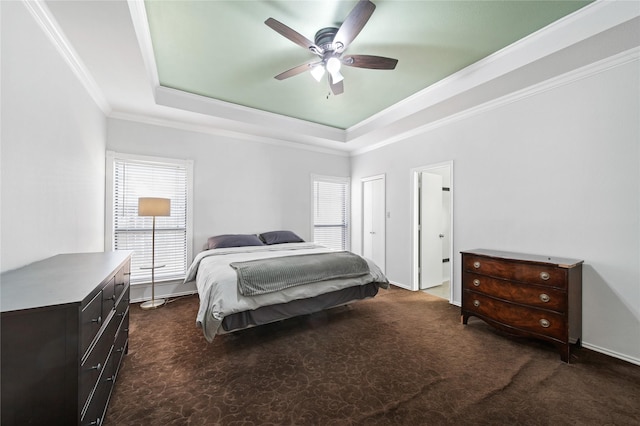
[
  {"left": 274, "top": 61, "right": 320, "bottom": 80},
  {"left": 265, "top": 18, "right": 320, "bottom": 53},
  {"left": 329, "top": 74, "right": 344, "bottom": 95},
  {"left": 333, "top": 0, "right": 376, "bottom": 51},
  {"left": 342, "top": 54, "right": 398, "bottom": 70}
]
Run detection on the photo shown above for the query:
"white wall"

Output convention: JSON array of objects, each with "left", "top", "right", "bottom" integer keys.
[
  {"left": 106, "top": 118, "right": 350, "bottom": 257},
  {"left": 1, "top": 2, "right": 106, "bottom": 272},
  {"left": 351, "top": 56, "right": 640, "bottom": 364}
]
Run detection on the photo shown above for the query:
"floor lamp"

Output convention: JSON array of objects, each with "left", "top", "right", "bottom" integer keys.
[{"left": 138, "top": 197, "right": 171, "bottom": 309}]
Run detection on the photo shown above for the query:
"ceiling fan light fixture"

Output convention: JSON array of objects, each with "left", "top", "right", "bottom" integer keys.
[
  {"left": 329, "top": 69, "right": 344, "bottom": 84},
  {"left": 326, "top": 57, "right": 344, "bottom": 83},
  {"left": 310, "top": 64, "right": 325, "bottom": 82},
  {"left": 326, "top": 57, "right": 341, "bottom": 74}
]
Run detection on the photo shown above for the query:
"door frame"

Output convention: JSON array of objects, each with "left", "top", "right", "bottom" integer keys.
[
  {"left": 410, "top": 161, "right": 454, "bottom": 299},
  {"left": 361, "top": 174, "right": 386, "bottom": 272}
]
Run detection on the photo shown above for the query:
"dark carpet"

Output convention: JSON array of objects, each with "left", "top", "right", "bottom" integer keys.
[{"left": 105, "top": 286, "right": 640, "bottom": 425}]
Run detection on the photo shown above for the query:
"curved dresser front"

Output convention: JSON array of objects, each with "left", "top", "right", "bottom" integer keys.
[{"left": 461, "top": 249, "right": 583, "bottom": 363}]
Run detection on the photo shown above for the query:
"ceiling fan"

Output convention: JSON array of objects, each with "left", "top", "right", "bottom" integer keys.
[{"left": 265, "top": 0, "right": 398, "bottom": 96}]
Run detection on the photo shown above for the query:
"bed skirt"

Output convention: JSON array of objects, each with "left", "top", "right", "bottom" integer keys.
[{"left": 221, "top": 282, "right": 381, "bottom": 332}]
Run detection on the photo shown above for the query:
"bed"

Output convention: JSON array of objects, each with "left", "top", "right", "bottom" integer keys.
[{"left": 184, "top": 231, "right": 389, "bottom": 342}]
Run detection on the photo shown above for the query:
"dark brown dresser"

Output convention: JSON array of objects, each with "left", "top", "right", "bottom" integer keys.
[
  {"left": 461, "top": 249, "right": 583, "bottom": 362},
  {"left": 1, "top": 251, "right": 132, "bottom": 425}
]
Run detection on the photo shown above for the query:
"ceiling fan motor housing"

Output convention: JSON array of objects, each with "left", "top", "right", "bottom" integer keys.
[{"left": 314, "top": 27, "right": 340, "bottom": 52}]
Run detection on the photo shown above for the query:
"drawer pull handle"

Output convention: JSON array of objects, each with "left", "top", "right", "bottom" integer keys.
[
  {"left": 106, "top": 374, "right": 116, "bottom": 382},
  {"left": 473, "top": 261, "right": 481, "bottom": 269},
  {"left": 473, "top": 300, "right": 480, "bottom": 307},
  {"left": 473, "top": 279, "right": 480, "bottom": 287},
  {"left": 539, "top": 293, "right": 550, "bottom": 303},
  {"left": 87, "top": 417, "right": 101, "bottom": 426},
  {"left": 117, "top": 346, "right": 125, "bottom": 353},
  {"left": 92, "top": 316, "right": 102, "bottom": 325},
  {"left": 540, "top": 272, "right": 550, "bottom": 281},
  {"left": 91, "top": 362, "right": 102, "bottom": 372},
  {"left": 111, "top": 294, "right": 117, "bottom": 301},
  {"left": 539, "top": 319, "right": 550, "bottom": 328}
]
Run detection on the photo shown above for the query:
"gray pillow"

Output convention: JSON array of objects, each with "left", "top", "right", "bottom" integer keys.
[
  {"left": 258, "top": 230, "right": 304, "bottom": 245},
  {"left": 207, "top": 234, "right": 265, "bottom": 249}
]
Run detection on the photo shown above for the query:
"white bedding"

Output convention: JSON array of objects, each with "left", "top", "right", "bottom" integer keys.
[{"left": 184, "top": 243, "right": 387, "bottom": 342}]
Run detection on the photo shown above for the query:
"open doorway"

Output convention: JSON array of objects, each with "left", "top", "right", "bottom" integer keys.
[{"left": 411, "top": 162, "right": 453, "bottom": 301}]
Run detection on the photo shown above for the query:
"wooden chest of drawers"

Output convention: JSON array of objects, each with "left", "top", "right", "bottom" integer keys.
[
  {"left": 1, "top": 251, "right": 132, "bottom": 425},
  {"left": 461, "top": 249, "right": 583, "bottom": 362}
]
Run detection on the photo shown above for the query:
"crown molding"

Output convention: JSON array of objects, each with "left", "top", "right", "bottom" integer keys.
[
  {"left": 23, "top": 0, "right": 111, "bottom": 115},
  {"left": 127, "top": 0, "right": 160, "bottom": 96},
  {"left": 351, "top": 46, "right": 640, "bottom": 156},
  {"left": 154, "top": 86, "right": 346, "bottom": 144},
  {"left": 108, "top": 111, "right": 350, "bottom": 157}
]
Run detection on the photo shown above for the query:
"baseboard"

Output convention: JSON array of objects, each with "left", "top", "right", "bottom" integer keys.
[
  {"left": 581, "top": 342, "right": 640, "bottom": 367},
  {"left": 388, "top": 281, "right": 411, "bottom": 290},
  {"left": 388, "top": 281, "right": 461, "bottom": 306},
  {"left": 130, "top": 279, "right": 197, "bottom": 303}
]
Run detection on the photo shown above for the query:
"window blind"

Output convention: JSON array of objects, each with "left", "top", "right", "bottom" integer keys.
[
  {"left": 111, "top": 156, "right": 189, "bottom": 284},
  {"left": 312, "top": 176, "right": 349, "bottom": 251}
]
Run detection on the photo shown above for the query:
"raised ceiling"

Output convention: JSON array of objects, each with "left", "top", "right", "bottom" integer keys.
[
  {"left": 39, "top": 0, "right": 638, "bottom": 153},
  {"left": 144, "top": 0, "right": 591, "bottom": 129}
]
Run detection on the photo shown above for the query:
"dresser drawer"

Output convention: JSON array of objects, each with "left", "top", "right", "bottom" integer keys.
[
  {"left": 101, "top": 276, "right": 117, "bottom": 320},
  {"left": 80, "top": 290, "right": 104, "bottom": 357},
  {"left": 82, "top": 333, "right": 123, "bottom": 426},
  {"left": 463, "top": 254, "right": 567, "bottom": 288},
  {"left": 114, "top": 284, "right": 130, "bottom": 321},
  {"left": 80, "top": 309, "right": 119, "bottom": 414},
  {"left": 463, "top": 272, "right": 567, "bottom": 312},
  {"left": 463, "top": 291, "right": 567, "bottom": 341},
  {"left": 114, "top": 265, "right": 129, "bottom": 304},
  {"left": 80, "top": 339, "right": 109, "bottom": 417},
  {"left": 81, "top": 356, "right": 113, "bottom": 426},
  {"left": 113, "top": 309, "right": 129, "bottom": 376}
]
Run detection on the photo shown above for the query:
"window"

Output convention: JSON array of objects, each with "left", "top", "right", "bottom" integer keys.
[
  {"left": 106, "top": 151, "right": 193, "bottom": 284},
  {"left": 311, "top": 175, "right": 350, "bottom": 251}
]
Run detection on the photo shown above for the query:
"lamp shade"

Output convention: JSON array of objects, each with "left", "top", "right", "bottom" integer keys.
[{"left": 138, "top": 197, "right": 171, "bottom": 217}]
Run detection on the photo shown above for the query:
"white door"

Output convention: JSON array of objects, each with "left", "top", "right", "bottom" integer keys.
[
  {"left": 363, "top": 177, "right": 385, "bottom": 273},
  {"left": 420, "top": 172, "right": 443, "bottom": 289}
]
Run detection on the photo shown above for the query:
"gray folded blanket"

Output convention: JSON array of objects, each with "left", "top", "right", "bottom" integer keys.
[{"left": 230, "top": 251, "right": 370, "bottom": 296}]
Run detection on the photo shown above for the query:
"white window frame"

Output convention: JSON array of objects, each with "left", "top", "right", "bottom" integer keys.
[
  {"left": 105, "top": 151, "right": 194, "bottom": 284},
  {"left": 310, "top": 174, "right": 351, "bottom": 251}
]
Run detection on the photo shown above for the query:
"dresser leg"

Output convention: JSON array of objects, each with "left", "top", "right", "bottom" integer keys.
[
  {"left": 559, "top": 344, "right": 570, "bottom": 363},
  {"left": 461, "top": 312, "right": 470, "bottom": 325}
]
